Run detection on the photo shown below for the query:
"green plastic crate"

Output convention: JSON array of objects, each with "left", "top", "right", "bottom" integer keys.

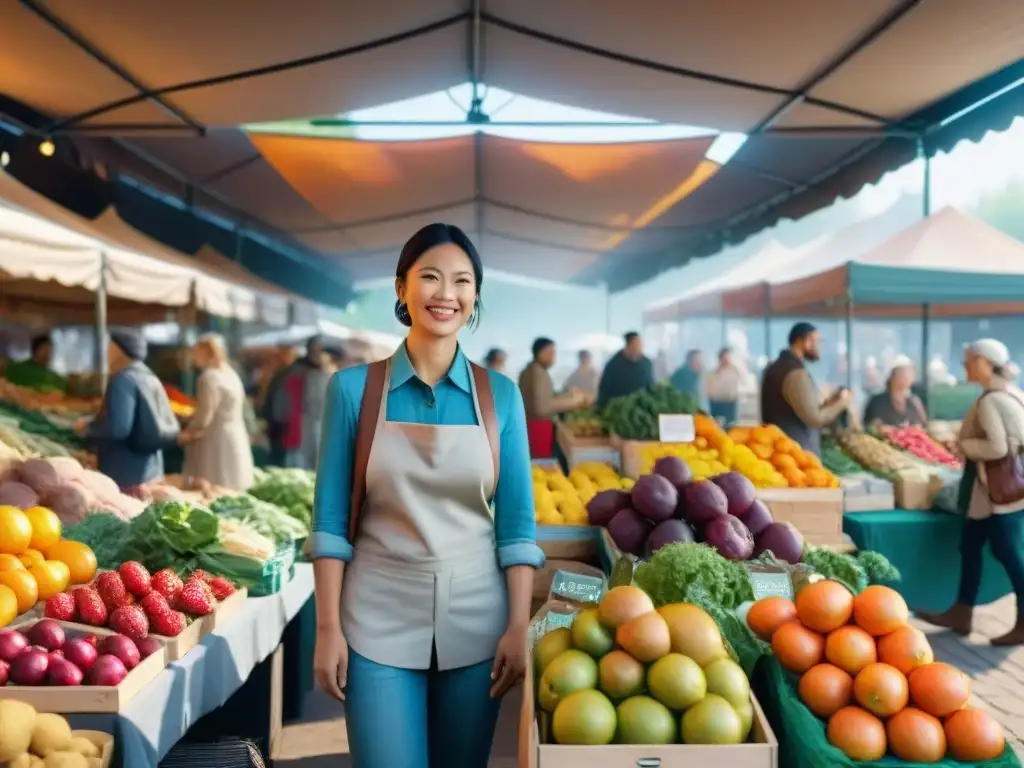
[{"left": 249, "top": 542, "right": 296, "bottom": 597}]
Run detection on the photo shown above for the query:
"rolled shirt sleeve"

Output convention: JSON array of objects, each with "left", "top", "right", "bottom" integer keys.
[
  {"left": 309, "top": 371, "right": 358, "bottom": 561},
  {"left": 492, "top": 374, "right": 545, "bottom": 569}
]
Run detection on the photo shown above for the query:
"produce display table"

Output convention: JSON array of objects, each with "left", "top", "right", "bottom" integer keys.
[
  {"left": 844, "top": 510, "right": 1012, "bottom": 612},
  {"left": 68, "top": 564, "right": 314, "bottom": 767}
]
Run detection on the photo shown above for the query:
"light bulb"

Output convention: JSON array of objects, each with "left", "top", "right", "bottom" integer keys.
[
  {"left": 0, "top": 151, "right": 8, "bottom": 167},
  {"left": 39, "top": 140, "right": 55, "bottom": 157}
]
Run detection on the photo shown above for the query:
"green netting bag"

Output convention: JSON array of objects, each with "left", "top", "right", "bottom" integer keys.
[{"left": 751, "top": 655, "right": 1021, "bottom": 768}]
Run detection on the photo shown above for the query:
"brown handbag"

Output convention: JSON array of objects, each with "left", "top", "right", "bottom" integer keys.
[
  {"left": 347, "top": 359, "right": 500, "bottom": 541},
  {"left": 979, "top": 390, "right": 1024, "bottom": 506}
]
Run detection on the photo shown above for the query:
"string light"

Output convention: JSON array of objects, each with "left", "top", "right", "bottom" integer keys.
[
  {"left": 39, "top": 139, "right": 55, "bottom": 157},
  {"left": 0, "top": 151, "right": 8, "bottom": 168}
]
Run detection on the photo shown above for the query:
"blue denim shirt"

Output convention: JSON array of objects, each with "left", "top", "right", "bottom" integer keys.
[
  {"left": 310, "top": 344, "right": 544, "bottom": 570},
  {"left": 86, "top": 362, "right": 164, "bottom": 488}
]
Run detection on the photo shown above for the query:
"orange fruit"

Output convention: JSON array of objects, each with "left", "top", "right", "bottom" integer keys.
[
  {"left": 747, "top": 597, "right": 797, "bottom": 641},
  {"left": 886, "top": 707, "right": 946, "bottom": 763},
  {"left": 772, "top": 620, "right": 825, "bottom": 674},
  {"left": 907, "top": 662, "right": 971, "bottom": 718},
  {"left": 783, "top": 468, "right": 807, "bottom": 488},
  {"left": 23, "top": 506, "right": 62, "bottom": 550},
  {"left": 0, "top": 584, "right": 17, "bottom": 627},
  {"left": 0, "top": 569, "right": 38, "bottom": 614},
  {"left": 877, "top": 626, "right": 934, "bottom": 676},
  {"left": 18, "top": 548, "right": 45, "bottom": 569},
  {"left": 854, "top": 662, "right": 909, "bottom": 718},
  {"left": 28, "top": 560, "right": 70, "bottom": 600},
  {"left": 0, "top": 554, "right": 25, "bottom": 571},
  {"left": 796, "top": 580, "right": 854, "bottom": 634},
  {"left": 804, "top": 468, "right": 830, "bottom": 488},
  {"left": 944, "top": 708, "right": 1005, "bottom": 761},
  {"left": 0, "top": 506, "right": 32, "bottom": 554},
  {"left": 798, "top": 663, "right": 852, "bottom": 718},
  {"left": 827, "top": 706, "right": 887, "bottom": 761},
  {"left": 825, "top": 625, "right": 878, "bottom": 676},
  {"left": 852, "top": 585, "right": 909, "bottom": 636},
  {"left": 771, "top": 453, "right": 797, "bottom": 471},
  {"left": 751, "top": 443, "right": 774, "bottom": 460},
  {"left": 795, "top": 451, "right": 822, "bottom": 470},
  {"left": 44, "top": 540, "right": 98, "bottom": 585}
]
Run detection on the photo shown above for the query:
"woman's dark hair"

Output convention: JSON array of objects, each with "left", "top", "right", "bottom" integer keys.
[{"left": 394, "top": 223, "right": 484, "bottom": 330}]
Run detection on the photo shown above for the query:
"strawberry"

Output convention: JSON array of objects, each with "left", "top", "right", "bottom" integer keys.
[
  {"left": 207, "top": 576, "right": 236, "bottom": 601},
  {"left": 188, "top": 569, "right": 213, "bottom": 584},
  {"left": 73, "top": 587, "right": 108, "bottom": 627},
  {"left": 118, "top": 561, "right": 153, "bottom": 598},
  {"left": 150, "top": 609, "right": 187, "bottom": 637},
  {"left": 139, "top": 592, "right": 170, "bottom": 619},
  {"left": 109, "top": 605, "right": 149, "bottom": 641},
  {"left": 44, "top": 593, "right": 76, "bottom": 621},
  {"left": 176, "top": 580, "right": 214, "bottom": 617},
  {"left": 95, "top": 571, "right": 134, "bottom": 611},
  {"left": 150, "top": 569, "right": 184, "bottom": 601}
]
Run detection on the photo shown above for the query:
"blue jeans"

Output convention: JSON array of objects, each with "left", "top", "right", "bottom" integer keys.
[
  {"left": 345, "top": 646, "right": 501, "bottom": 768},
  {"left": 709, "top": 399, "right": 738, "bottom": 427}
]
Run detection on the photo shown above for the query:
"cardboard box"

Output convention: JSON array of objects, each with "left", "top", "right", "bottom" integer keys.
[
  {"left": 1, "top": 619, "right": 168, "bottom": 713},
  {"left": 556, "top": 421, "right": 620, "bottom": 470},
  {"left": 536, "top": 525, "right": 600, "bottom": 562},
  {"left": 74, "top": 731, "right": 115, "bottom": 767},
  {"left": 756, "top": 487, "right": 845, "bottom": 549},
  {"left": 520, "top": 607, "right": 779, "bottom": 768},
  {"left": 894, "top": 472, "right": 943, "bottom": 510}
]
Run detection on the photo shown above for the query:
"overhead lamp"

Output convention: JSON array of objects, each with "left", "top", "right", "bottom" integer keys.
[
  {"left": 0, "top": 151, "right": 8, "bottom": 168},
  {"left": 39, "top": 139, "right": 55, "bottom": 158}
]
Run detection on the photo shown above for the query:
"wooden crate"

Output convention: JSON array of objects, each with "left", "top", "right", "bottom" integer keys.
[
  {"left": 74, "top": 730, "right": 115, "bottom": 767},
  {"left": 536, "top": 526, "right": 599, "bottom": 562},
  {"left": 520, "top": 608, "right": 778, "bottom": 768},
  {"left": 49, "top": 587, "right": 248, "bottom": 662},
  {"left": 0, "top": 620, "right": 168, "bottom": 713},
  {"left": 756, "top": 488, "right": 844, "bottom": 548},
  {"left": 555, "top": 421, "right": 619, "bottom": 469}
]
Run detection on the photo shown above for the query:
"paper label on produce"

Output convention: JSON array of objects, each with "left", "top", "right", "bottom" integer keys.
[
  {"left": 749, "top": 572, "right": 794, "bottom": 600},
  {"left": 549, "top": 569, "right": 604, "bottom": 604},
  {"left": 658, "top": 414, "right": 695, "bottom": 443}
]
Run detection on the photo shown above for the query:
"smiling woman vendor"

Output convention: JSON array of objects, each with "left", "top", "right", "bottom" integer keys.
[{"left": 310, "top": 223, "right": 544, "bottom": 768}]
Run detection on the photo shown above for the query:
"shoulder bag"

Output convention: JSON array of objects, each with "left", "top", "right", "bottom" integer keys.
[{"left": 978, "top": 389, "right": 1024, "bottom": 505}]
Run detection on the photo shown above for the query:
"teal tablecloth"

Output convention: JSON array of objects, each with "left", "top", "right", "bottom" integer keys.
[{"left": 844, "top": 509, "right": 1012, "bottom": 612}]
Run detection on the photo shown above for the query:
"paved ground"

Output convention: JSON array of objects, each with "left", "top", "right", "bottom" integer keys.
[
  {"left": 914, "top": 594, "right": 1024, "bottom": 759},
  {"left": 273, "top": 595, "right": 1024, "bottom": 765}
]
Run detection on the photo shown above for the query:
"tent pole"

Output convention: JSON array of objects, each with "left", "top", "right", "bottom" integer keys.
[
  {"left": 763, "top": 285, "right": 771, "bottom": 361},
  {"left": 918, "top": 135, "right": 932, "bottom": 218},
  {"left": 845, "top": 291, "right": 854, "bottom": 391},
  {"left": 921, "top": 304, "right": 931, "bottom": 412},
  {"left": 95, "top": 251, "right": 109, "bottom": 392}
]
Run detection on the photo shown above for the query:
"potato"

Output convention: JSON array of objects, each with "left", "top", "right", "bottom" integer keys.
[
  {"left": 68, "top": 737, "right": 99, "bottom": 758},
  {"left": 44, "top": 752, "right": 88, "bottom": 768},
  {"left": 30, "top": 714, "right": 73, "bottom": 758},
  {"left": 0, "top": 700, "right": 37, "bottom": 761}
]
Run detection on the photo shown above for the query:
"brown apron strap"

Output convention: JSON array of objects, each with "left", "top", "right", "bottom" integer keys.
[
  {"left": 471, "top": 362, "right": 501, "bottom": 495},
  {"left": 348, "top": 359, "right": 387, "bottom": 542}
]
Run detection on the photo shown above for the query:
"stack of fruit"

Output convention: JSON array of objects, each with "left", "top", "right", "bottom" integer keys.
[
  {"left": 563, "top": 409, "right": 605, "bottom": 438},
  {"left": 535, "top": 585, "right": 755, "bottom": 745},
  {"left": 0, "top": 505, "right": 97, "bottom": 627},
  {"left": 878, "top": 425, "right": 962, "bottom": 468},
  {"left": 533, "top": 463, "right": 632, "bottom": 526},
  {"left": 748, "top": 582, "right": 1006, "bottom": 762},
  {"left": 42, "top": 561, "right": 236, "bottom": 639},
  {"left": 0, "top": 699, "right": 111, "bottom": 765},
  {"left": 0, "top": 617, "right": 161, "bottom": 690},
  {"left": 727, "top": 425, "right": 840, "bottom": 489}
]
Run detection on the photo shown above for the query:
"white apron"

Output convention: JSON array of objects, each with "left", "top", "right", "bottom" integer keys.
[{"left": 341, "top": 360, "right": 508, "bottom": 671}]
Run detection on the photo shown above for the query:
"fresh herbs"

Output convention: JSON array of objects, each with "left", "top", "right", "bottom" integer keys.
[{"left": 634, "top": 542, "right": 754, "bottom": 610}]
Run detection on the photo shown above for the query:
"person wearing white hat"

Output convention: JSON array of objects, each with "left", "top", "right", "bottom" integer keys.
[
  {"left": 918, "top": 338, "right": 1024, "bottom": 645},
  {"left": 862, "top": 357, "right": 926, "bottom": 428}
]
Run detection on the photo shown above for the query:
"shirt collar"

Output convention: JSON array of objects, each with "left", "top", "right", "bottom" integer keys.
[{"left": 389, "top": 342, "right": 472, "bottom": 394}]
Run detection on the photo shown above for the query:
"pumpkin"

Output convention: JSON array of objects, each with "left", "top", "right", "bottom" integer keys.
[
  {"left": 908, "top": 662, "right": 970, "bottom": 718},
  {"left": 886, "top": 708, "right": 946, "bottom": 763},
  {"left": 853, "top": 662, "right": 909, "bottom": 718},
  {"left": 795, "top": 580, "right": 853, "bottom": 634},
  {"left": 772, "top": 620, "right": 824, "bottom": 674},
  {"left": 825, "top": 625, "right": 878, "bottom": 676},
  {"left": 944, "top": 708, "right": 1005, "bottom": 761},
  {"left": 827, "top": 706, "right": 887, "bottom": 761},
  {"left": 852, "top": 585, "right": 909, "bottom": 637},
  {"left": 798, "top": 664, "right": 852, "bottom": 719},
  {"left": 877, "top": 625, "right": 934, "bottom": 676}
]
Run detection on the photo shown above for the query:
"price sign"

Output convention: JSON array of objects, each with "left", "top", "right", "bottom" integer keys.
[
  {"left": 658, "top": 414, "right": 696, "bottom": 443},
  {"left": 749, "top": 571, "right": 794, "bottom": 601},
  {"left": 550, "top": 569, "right": 604, "bottom": 605}
]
